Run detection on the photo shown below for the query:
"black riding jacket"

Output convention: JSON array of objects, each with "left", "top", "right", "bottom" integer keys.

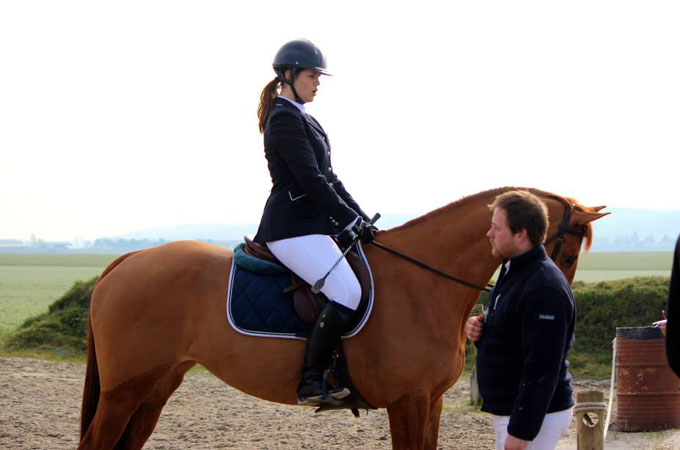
[
  {"left": 475, "top": 245, "right": 575, "bottom": 441},
  {"left": 253, "top": 98, "right": 368, "bottom": 244}
]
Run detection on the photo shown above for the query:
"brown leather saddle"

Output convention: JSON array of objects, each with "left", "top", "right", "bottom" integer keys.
[{"left": 243, "top": 236, "right": 371, "bottom": 328}]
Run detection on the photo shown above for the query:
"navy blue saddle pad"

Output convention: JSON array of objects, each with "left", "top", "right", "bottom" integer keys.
[{"left": 226, "top": 243, "right": 374, "bottom": 340}]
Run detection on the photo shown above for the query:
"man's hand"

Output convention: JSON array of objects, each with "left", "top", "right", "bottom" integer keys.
[
  {"left": 465, "top": 314, "right": 485, "bottom": 342},
  {"left": 504, "top": 433, "right": 527, "bottom": 450}
]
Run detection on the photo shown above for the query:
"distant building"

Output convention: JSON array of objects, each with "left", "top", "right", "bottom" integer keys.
[
  {"left": 0, "top": 238, "right": 71, "bottom": 253},
  {"left": 0, "top": 239, "right": 24, "bottom": 246}
]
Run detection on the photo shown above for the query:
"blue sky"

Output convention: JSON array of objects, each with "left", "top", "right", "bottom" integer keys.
[{"left": 2, "top": 1, "right": 679, "bottom": 241}]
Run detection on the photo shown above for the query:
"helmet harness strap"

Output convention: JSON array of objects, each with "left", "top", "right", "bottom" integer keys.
[{"left": 276, "top": 66, "right": 305, "bottom": 104}]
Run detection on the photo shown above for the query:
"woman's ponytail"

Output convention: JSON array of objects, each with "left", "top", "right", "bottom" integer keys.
[{"left": 257, "top": 77, "right": 280, "bottom": 134}]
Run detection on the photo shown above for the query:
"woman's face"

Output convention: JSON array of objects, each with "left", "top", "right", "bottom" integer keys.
[{"left": 286, "top": 69, "right": 321, "bottom": 103}]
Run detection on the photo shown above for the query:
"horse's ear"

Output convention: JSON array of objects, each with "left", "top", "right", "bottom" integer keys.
[
  {"left": 574, "top": 210, "right": 610, "bottom": 225},
  {"left": 590, "top": 205, "right": 607, "bottom": 212}
]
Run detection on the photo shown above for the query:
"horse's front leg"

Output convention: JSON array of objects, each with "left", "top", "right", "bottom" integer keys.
[
  {"left": 424, "top": 395, "right": 443, "bottom": 450},
  {"left": 387, "top": 392, "right": 441, "bottom": 450}
]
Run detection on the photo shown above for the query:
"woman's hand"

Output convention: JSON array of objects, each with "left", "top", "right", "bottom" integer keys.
[
  {"left": 337, "top": 229, "right": 358, "bottom": 249},
  {"left": 352, "top": 220, "right": 376, "bottom": 243},
  {"left": 359, "top": 221, "right": 375, "bottom": 243}
]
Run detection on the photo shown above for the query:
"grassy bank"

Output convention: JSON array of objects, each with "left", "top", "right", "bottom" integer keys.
[{"left": 0, "top": 254, "right": 115, "bottom": 341}]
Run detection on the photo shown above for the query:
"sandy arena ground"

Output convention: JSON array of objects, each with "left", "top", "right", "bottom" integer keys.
[{"left": 1, "top": 357, "right": 679, "bottom": 449}]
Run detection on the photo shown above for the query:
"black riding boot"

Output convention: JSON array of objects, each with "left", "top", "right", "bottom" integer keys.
[{"left": 297, "top": 301, "right": 353, "bottom": 406}]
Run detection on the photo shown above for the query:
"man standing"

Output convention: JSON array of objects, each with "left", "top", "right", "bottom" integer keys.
[{"left": 466, "top": 190, "right": 575, "bottom": 450}]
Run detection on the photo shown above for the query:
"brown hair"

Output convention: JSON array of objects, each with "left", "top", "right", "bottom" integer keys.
[
  {"left": 257, "top": 77, "right": 281, "bottom": 134},
  {"left": 489, "top": 190, "right": 548, "bottom": 247}
]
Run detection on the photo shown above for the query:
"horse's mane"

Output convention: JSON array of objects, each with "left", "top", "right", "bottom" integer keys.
[
  {"left": 389, "top": 186, "right": 536, "bottom": 232},
  {"left": 388, "top": 186, "right": 595, "bottom": 252}
]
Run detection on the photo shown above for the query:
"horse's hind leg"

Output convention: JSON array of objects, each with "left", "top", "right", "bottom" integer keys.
[
  {"left": 78, "top": 366, "right": 171, "bottom": 450},
  {"left": 78, "top": 385, "right": 152, "bottom": 449},
  {"left": 116, "top": 362, "right": 195, "bottom": 450}
]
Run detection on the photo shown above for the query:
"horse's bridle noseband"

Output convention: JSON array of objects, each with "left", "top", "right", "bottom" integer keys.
[{"left": 369, "top": 197, "right": 588, "bottom": 292}]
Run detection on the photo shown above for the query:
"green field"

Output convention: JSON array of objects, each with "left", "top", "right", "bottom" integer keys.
[
  {"left": 0, "top": 251, "right": 673, "bottom": 341},
  {"left": 574, "top": 251, "right": 672, "bottom": 282},
  {"left": 0, "top": 254, "right": 117, "bottom": 339}
]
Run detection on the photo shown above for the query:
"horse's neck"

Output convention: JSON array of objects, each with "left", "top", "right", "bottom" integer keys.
[
  {"left": 381, "top": 201, "right": 500, "bottom": 293},
  {"left": 372, "top": 201, "right": 498, "bottom": 348}
]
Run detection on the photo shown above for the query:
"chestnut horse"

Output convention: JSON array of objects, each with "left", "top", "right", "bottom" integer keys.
[{"left": 78, "top": 187, "right": 608, "bottom": 450}]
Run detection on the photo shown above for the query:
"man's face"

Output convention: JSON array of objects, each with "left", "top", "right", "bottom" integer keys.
[{"left": 486, "top": 208, "right": 522, "bottom": 260}]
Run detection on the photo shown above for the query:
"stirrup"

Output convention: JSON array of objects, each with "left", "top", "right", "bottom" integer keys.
[
  {"left": 297, "top": 368, "right": 350, "bottom": 406},
  {"left": 297, "top": 387, "right": 350, "bottom": 406}
]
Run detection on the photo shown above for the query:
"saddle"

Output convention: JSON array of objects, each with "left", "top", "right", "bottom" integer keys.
[
  {"left": 230, "top": 237, "right": 377, "bottom": 416},
  {"left": 243, "top": 236, "right": 371, "bottom": 328}
]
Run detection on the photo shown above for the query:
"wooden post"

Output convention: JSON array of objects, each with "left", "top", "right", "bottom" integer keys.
[
  {"left": 469, "top": 304, "right": 483, "bottom": 407},
  {"left": 575, "top": 390, "right": 606, "bottom": 450},
  {"left": 469, "top": 360, "right": 481, "bottom": 406}
]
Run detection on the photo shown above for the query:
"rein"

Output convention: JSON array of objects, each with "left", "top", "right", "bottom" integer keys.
[
  {"left": 369, "top": 240, "right": 494, "bottom": 292},
  {"left": 368, "top": 197, "right": 586, "bottom": 292}
]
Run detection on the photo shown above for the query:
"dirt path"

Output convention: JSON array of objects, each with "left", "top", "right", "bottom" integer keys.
[{"left": 1, "top": 357, "right": 679, "bottom": 449}]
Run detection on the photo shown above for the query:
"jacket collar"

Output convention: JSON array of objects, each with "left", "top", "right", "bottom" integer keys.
[
  {"left": 504, "top": 245, "right": 547, "bottom": 275},
  {"left": 305, "top": 114, "right": 326, "bottom": 136},
  {"left": 277, "top": 95, "right": 305, "bottom": 113},
  {"left": 274, "top": 97, "right": 327, "bottom": 137}
]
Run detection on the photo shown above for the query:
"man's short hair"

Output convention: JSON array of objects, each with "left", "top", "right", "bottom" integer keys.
[{"left": 489, "top": 190, "right": 548, "bottom": 247}]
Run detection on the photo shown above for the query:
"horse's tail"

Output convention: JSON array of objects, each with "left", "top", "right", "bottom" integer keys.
[
  {"left": 80, "top": 250, "right": 140, "bottom": 440},
  {"left": 80, "top": 319, "right": 99, "bottom": 439}
]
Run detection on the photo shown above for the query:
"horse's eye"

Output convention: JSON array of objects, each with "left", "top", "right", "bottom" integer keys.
[{"left": 563, "top": 254, "right": 576, "bottom": 265}]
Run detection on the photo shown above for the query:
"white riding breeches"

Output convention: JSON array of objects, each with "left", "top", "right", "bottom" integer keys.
[
  {"left": 492, "top": 407, "right": 573, "bottom": 450},
  {"left": 266, "top": 234, "right": 361, "bottom": 311}
]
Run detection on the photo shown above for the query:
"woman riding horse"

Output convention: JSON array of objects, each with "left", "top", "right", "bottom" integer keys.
[
  {"left": 78, "top": 187, "right": 608, "bottom": 450},
  {"left": 254, "top": 39, "right": 374, "bottom": 406}
]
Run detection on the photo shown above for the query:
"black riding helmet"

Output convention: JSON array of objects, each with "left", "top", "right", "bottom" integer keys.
[{"left": 273, "top": 39, "right": 330, "bottom": 104}]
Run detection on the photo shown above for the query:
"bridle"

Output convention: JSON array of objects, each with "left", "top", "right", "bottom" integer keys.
[
  {"left": 543, "top": 198, "right": 588, "bottom": 262},
  {"left": 368, "top": 197, "right": 587, "bottom": 292}
]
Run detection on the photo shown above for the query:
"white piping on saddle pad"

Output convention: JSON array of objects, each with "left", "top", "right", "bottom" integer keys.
[{"left": 226, "top": 242, "right": 375, "bottom": 340}]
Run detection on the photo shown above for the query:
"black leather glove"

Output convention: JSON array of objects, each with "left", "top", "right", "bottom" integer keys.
[
  {"left": 354, "top": 220, "right": 375, "bottom": 243},
  {"left": 337, "top": 228, "right": 358, "bottom": 249}
]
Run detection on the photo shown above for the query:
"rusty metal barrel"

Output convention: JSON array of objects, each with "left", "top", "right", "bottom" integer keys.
[{"left": 616, "top": 326, "right": 680, "bottom": 431}]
